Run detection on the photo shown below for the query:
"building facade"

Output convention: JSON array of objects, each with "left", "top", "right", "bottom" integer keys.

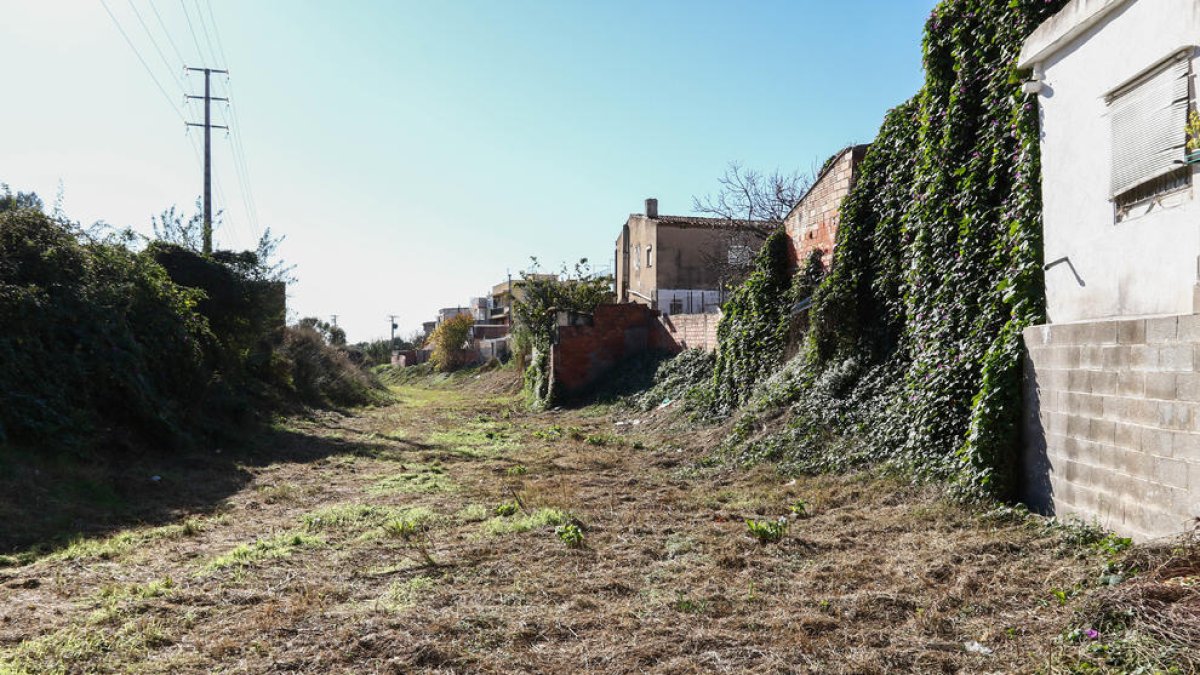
[
  {"left": 489, "top": 274, "right": 557, "bottom": 326},
  {"left": 614, "top": 198, "right": 765, "bottom": 315},
  {"left": 1021, "top": 0, "right": 1200, "bottom": 322},
  {"left": 1020, "top": 0, "right": 1200, "bottom": 539},
  {"left": 782, "top": 145, "right": 868, "bottom": 271}
]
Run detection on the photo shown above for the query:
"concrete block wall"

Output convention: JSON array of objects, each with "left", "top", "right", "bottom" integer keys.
[
  {"left": 1024, "top": 315, "right": 1200, "bottom": 540},
  {"left": 657, "top": 312, "right": 720, "bottom": 352}
]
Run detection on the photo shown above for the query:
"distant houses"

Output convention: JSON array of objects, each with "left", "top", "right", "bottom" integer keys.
[
  {"left": 408, "top": 154, "right": 867, "bottom": 384},
  {"left": 490, "top": 274, "right": 557, "bottom": 328},
  {"left": 614, "top": 198, "right": 767, "bottom": 316}
]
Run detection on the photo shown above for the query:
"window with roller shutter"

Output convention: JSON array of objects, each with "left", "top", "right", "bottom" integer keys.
[{"left": 1109, "top": 51, "right": 1193, "bottom": 213}]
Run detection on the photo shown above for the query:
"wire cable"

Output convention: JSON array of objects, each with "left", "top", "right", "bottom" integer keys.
[
  {"left": 192, "top": 0, "right": 220, "bottom": 66},
  {"left": 99, "top": 0, "right": 186, "bottom": 121},
  {"left": 148, "top": 0, "right": 187, "bottom": 66},
  {"left": 201, "top": 0, "right": 261, "bottom": 239},
  {"left": 125, "top": 0, "right": 186, "bottom": 91},
  {"left": 179, "top": 0, "right": 207, "bottom": 65}
]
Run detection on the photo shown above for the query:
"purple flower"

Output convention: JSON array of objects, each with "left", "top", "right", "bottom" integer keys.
[{"left": 1085, "top": 629, "right": 1100, "bottom": 640}]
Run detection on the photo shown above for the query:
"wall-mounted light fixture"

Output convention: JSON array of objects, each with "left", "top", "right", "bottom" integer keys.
[{"left": 1023, "top": 62, "right": 1046, "bottom": 95}]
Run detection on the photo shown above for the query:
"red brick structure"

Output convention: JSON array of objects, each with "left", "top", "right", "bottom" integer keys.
[
  {"left": 550, "top": 304, "right": 680, "bottom": 396},
  {"left": 783, "top": 145, "right": 869, "bottom": 270}
]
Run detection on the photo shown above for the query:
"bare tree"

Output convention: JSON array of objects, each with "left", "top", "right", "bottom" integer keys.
[
  {"left": 688, "top": 162, "right": 813, "bottom": 290},
  {"left": 692, "top": 162, "right": 813, "bottom": 240}
]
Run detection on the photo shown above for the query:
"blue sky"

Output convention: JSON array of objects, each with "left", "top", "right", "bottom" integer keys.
[{"left": 1, "top": 0, "right": 936, "bottom": 341}]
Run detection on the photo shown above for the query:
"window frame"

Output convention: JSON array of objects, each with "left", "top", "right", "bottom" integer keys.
[{"left": 1106, "top": 49, "right": 1195, "bottom": 218}]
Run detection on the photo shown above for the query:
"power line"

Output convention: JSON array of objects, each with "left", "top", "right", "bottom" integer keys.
[
  {"left": 192, "top": 0, "right": 221, "bottom": 67},
  {"left": 148, "top": 0, "right": 187, "bottom": 66},
  {"left": 125, "top": 0, "right": 186, "bottom": 91},
  {"left": 185, "top": 66, "right": 229, "bottom": 254},
  {"left": 99, "top": 0, "right": 186, "bottom": 121},
  {"left": 178, "top": 0, "right": 207, "bottom": 65},
  {"left": 200, "top": 1, "right": 261, "bottom": 239}
]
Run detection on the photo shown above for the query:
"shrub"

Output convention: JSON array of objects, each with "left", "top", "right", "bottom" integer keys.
[
  {"left": 708, "top": 231, "right": 795, "bottom": 416},
  {"left": 0, "top": 194, "right": 383, "bottom": 455},
  {"left": 275, "top": 325, "right": 382, "bottom": 407},
  {"left": 0, "top": 208, "right": 211, "bottom": 449},
  {"left": 428, "top": 313, "right": 474, "bottom": 372},
  {"left": 510, "top": 259, "right": 614, "bottom": 408},
  {"left": 635, "top": 348, "right": 715, "bottom": 411},
  {"left": 555, "top": 523, "right": 585, "bottom": 548}
]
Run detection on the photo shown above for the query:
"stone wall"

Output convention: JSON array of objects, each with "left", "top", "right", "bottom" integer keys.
[
  {"left": 657, "top": 312, "right": 720, "bottom": 352},
  {"left": 1023, "top": 315, "right": 1200, "bottom": 540}
]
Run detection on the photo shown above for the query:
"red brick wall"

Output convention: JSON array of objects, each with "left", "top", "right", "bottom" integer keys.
[
  {"left": 784, "top": 146, "right": 866, "bottom": 270},
  {"left": 656, "top": 312, "right": 720, "bottom": 352},
  {"left": 551, "top": 303, "right": 681, "bottom": 395}
]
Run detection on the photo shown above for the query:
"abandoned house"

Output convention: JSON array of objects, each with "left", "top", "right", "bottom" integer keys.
[
  {"left": 1020, "top": 0, "right": 1200, "bottom": 539},
  {"left": 614, "top": 198, "right": 766, "bottom": 316},
  {"left": 783, "top": 144, "right": 869, "bottom": 271}
]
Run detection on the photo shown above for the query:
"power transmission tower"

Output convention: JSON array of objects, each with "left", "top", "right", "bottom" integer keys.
[
  {"left": 330, "top": 315, "right": 339, "bottom": 327},
  {"left": 185, "top": 67, "right": 229, "bottom": 254}
]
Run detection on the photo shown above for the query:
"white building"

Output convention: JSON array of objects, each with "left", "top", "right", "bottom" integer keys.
[
  {"left": 1020, "top": 0, "right": 1200, "bottom": 322},
  {"left": 1020, "top": 0, "right": 1200, "bottom": 540}
]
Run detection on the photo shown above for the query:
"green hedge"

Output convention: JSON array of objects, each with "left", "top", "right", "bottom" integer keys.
[
  {"left": 0, "top": 209, "right": 211, "bottom": 449},
  {"left": 0, "top": 207, "right": 378, "bottom": 454}
]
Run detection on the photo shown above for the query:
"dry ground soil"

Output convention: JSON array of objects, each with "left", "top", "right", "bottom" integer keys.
[{"left": 0, "top": 373, "right": 1192, "bottom": 673}]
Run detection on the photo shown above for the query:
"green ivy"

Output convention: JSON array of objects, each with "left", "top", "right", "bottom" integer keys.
[
  {"left": 718, "top": 0, "right": 1068, "bottom": 499},
  {"left": 708, "top": 230, "right": 794, "bottom": 415}
]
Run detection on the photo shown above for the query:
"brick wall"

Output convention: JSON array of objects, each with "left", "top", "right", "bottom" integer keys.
[
  {"left": 784, "top": 146, "right": 867, "bottom": 270},
  {"left": 1023, "top": 315, "right": 1200, "bottom": 540},
  {"left": 657, "top": 312, "right": 720, "bottom": 352},
  {"left": 551, "top": 303, "right": 679, "bottom": 396}
]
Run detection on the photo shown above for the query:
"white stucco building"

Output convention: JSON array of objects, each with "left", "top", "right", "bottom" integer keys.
[
  {"left": 1020, "top": 0, "right": 1200, "bottom": 540},
  {"left": 1020, "top": 0, "right": 1200, "bottom": 322}
]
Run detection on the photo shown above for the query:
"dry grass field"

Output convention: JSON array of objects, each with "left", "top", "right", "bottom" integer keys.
[{"left": 1, "top": 372, "right": 1196, "bottom": 674}]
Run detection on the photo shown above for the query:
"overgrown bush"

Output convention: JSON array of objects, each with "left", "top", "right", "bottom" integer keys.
[
  {"left": 510, "top": 260, "right": 613, "bottom": 408},
  {"left": 714, "top": 0, "right": 1070, "bottom": 498},
  {"left": 708, "top": 230, "right": 795, "bottom": 416},
  {"left": 635, "top": 348, "right": 715, "bottom": 411},
  {"left": 274, "top": 325, "right": 382, "bottom": 408},
  {"left": 0, "top": 193, "right": 382, "bottom": 454},
  {"left": 428, "top": 313, "right": 474, "bottom": 372},
  {"left": 0, "top": 208, "right": 211, "bottom": 450}
]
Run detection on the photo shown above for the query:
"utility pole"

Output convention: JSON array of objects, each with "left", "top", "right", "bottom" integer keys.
[
  {"left": 388, "top": 315, "right": 399, "bottom": 347},
  {"left": 185, "top": 67, "right": 229, "bottom": 255}
]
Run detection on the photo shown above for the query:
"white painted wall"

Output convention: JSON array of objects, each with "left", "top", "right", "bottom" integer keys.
[{"left": 1025, "top": 0, "right": 1200, "bottom": 323}]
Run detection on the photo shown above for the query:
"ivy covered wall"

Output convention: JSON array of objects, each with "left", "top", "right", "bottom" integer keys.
[{"left": 716, "top": 0, "right": 1069, "bottom": 498}]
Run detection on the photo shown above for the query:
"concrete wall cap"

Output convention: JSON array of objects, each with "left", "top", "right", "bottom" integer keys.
[{"left": 1018, "top": 0, "right": 1131, "bottom": 68}]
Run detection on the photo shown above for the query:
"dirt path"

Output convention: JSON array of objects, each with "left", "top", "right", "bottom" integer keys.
[{"left": 0, "top": 379, "right": 1121, "bottom": 673}]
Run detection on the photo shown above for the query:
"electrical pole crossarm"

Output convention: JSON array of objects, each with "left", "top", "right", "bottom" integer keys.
[
  {"left": 185, "top": 67, "right": 229, "bottom": 74},
  {"left": 186, "top": 95, "right": 229, "bottom": 102},
  {"left": 186, "top": 123, "right": 229, "bottom": 130}
]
